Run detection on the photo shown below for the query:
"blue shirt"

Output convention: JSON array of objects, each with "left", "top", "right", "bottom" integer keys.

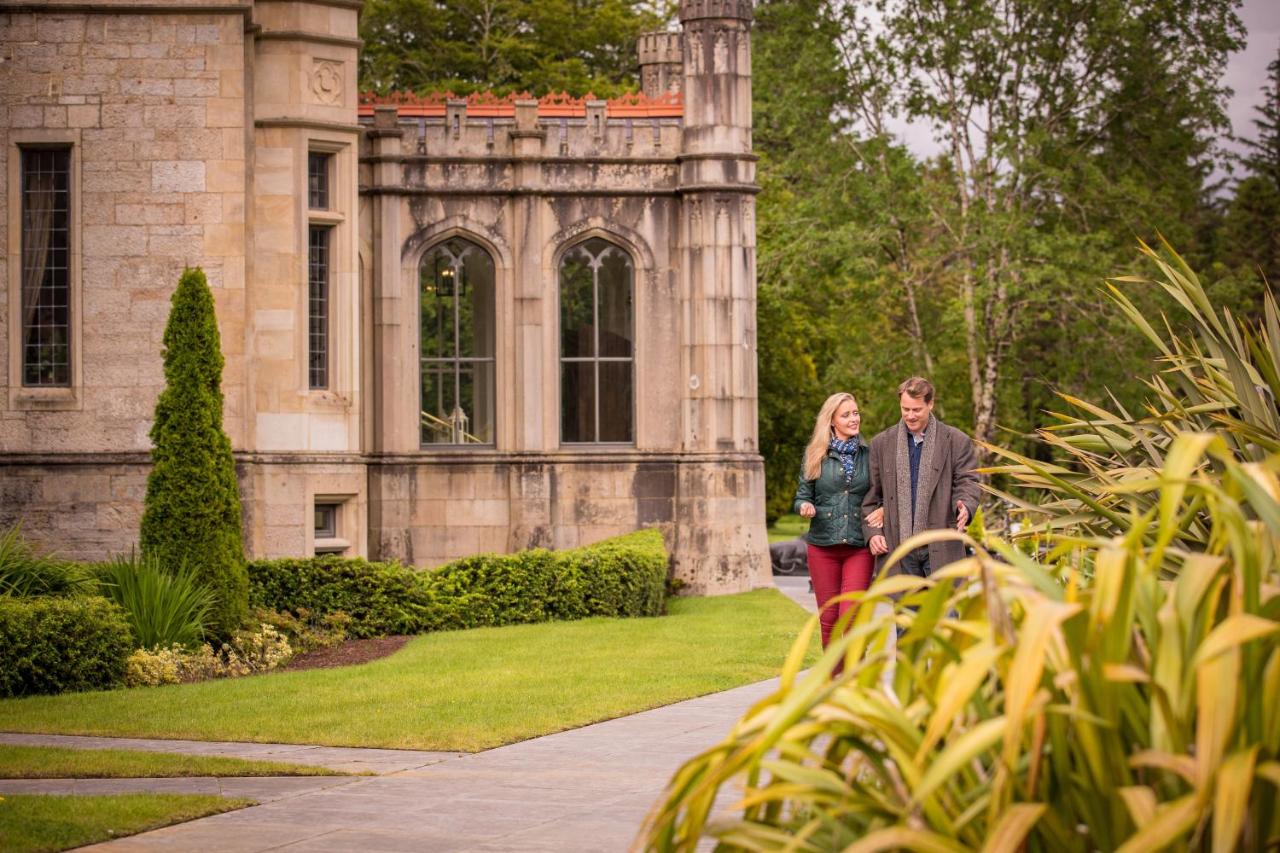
[{"left": 907, "top": 425, "right": 926, "bottom": 521}]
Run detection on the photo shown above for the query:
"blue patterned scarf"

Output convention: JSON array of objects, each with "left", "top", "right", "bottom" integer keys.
[{"left": 829, "top": 436, "right": 860, "bottom": 486}]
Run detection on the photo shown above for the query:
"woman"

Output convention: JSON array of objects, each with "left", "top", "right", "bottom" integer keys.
[{"left": 793, "top": 392, "right": 879, "bottom": 661}]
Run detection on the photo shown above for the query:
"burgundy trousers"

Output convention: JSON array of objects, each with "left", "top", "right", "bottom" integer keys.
[{"left": 807, "top": 543, "right": 873, "bottom": 653}]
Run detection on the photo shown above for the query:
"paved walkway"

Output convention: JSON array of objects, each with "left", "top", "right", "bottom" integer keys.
[
  {"left": 773, "top": 574, "right": 815, "bottom": 613},
  {"left": 2, "top": 678, "right": 783, "bottom": 852}
]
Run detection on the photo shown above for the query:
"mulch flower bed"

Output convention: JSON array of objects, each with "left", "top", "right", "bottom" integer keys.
[{"left": 283, "top": 636, "right": 411, "bottom": 671}]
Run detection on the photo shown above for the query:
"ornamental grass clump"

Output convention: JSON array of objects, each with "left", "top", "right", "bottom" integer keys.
[
  {"left": 639, "top": 246, "right": 1280, "bottom": 851},
  {"left": 93, "top": 553, "right": 215, "bottom": 650},
  {"left": 139, "top": 267, "right": 247, "bottom": 638},
  {"left": 0, "top": 523, "right": 92, "bottom": 598}
]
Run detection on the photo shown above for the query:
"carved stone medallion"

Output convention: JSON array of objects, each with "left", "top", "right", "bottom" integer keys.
[{"left": 311, "top": 59, "right": 343, "bottom": 105}]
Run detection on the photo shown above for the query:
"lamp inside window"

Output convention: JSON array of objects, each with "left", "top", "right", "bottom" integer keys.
[{"left": 434, "top": 259, "right": 463, "bottom": 297}]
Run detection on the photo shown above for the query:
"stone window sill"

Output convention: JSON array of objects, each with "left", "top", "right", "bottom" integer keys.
[
  {"left": 10, "top": 386, "right": 80, "bottom": 412},
  {"left": 315, "top": 537, "right": 350, "bottom": 555},
  {"left": 307, "top": 390, "right": 351, "bottom": 410}
]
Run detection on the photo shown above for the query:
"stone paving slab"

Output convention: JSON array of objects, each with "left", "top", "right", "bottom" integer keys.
[
  {"left": 69, "top": 677, "right": 782, "bottom": 852},
  {"left": 0, "top": 732, "right": 462, "bottom": 775},
  {"left": 774, "top": 575, "right": 817, "bottom": 612},
  {"left": 0, "top": 775, "right": 357, "bottom": 801}
]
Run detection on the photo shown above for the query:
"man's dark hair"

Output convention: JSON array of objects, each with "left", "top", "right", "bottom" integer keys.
[{"left": 898, "top": 376, "right": 935, "bottom": 403}]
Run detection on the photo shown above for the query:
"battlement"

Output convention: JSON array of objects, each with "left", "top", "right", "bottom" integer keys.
[
  {"left": 679, "top": 0, "right": 753, "bottom": 22},
  {"left": 358, "top": 91, "right": 685, "bottom": 161},
  {"left": 358, "top": 90, "right": 682, "bottom": 119},
  {"left": 638, "top": 31, "right": 683, "bottom": 66}
]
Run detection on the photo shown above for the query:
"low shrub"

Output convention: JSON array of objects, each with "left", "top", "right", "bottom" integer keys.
[
  {"left": 248, "top": 607, "right": 349, "bottom": 654},
  {"left": 125, "top": 624, "right": 293, "bottom": 688},
  {"left": 248, "top": 529, "right": 669, "bottom": 637},
  {"left": 125, "top": 646, "right": 182, "bottom": 687},
  {"left": 0, "top": 523, "right": 93, "bottom": 598},
  {"left": 93, "top": 553, "right": 216, "bottom": 649},
  {"left": 230, "top": 623, "right": 293, "bottom": 672},
  {"left": 0, "top": 596, "right": 133, "bottom": 696}
]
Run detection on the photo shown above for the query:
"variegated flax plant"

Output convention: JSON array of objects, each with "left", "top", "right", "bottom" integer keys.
[{"left": 637, "top": 244, "right": 1280, "bottom": 852}]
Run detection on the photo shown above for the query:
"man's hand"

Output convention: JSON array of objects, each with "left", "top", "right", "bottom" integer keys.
[
  {"left": 865, "top": 506, "right": 884, "bottom": 528},
  {"left": 799, "top": 502, "right": 816, "bottom": 519},
  {"left": 869, "top": 534, "right": 888, "bottom": 555},
  {"left": 955, "top": 500, "right": 970, "bottom": 531}
]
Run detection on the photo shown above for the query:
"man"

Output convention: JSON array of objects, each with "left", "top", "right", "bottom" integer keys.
[{"left": 861, "top": 377, "right": 979, "bottom": 578}]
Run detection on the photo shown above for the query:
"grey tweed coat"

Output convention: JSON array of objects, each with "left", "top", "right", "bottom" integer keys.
[{"left": 860, "top": 416, "right": 980, "bottom": 576}]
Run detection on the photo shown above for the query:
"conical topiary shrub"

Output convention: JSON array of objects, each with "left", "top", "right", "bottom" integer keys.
[{"left": 140, "top": 267, "right": 247, "bottom": 638}]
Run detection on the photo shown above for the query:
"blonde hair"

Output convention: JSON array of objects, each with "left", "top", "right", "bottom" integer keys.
[{"left": 804, "top": 392, "right": 857, "bottom": 480}]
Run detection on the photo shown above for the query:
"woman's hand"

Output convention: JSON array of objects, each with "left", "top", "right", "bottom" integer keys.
[
  {"left": 799, "top": 502, "right": 816, "bottom": 518},
  {"left": 865, "top": 506, "right": 884, "bottom": 528}
]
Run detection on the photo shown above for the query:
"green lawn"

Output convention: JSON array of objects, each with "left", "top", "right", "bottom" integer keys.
[
  {"left": 0, "top": 589, "right": 815, "bottom": 752},
  {"left": 768, "top": 513, "right": 808, "bottom": 542},
  {"left": 0, "top": 793, "right": 252, "bottom": 853},
  {"left": 0, "top": 745, "right": 351, "bottom": 779}
]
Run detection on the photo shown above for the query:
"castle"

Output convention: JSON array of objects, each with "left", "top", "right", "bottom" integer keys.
[{"left": 0, "top": 0, "right": 768, "bottom": 594}]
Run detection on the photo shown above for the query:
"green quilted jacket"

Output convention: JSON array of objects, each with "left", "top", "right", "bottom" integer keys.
[{"left": 792, "top": 441, "right": 870, "bottom": 548}]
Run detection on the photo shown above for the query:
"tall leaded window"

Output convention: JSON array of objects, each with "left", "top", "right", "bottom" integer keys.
[
  {"left": 560, "top": 238, "right": 634, "bottom": 443},
  {"left": 420, "top": 238, "right": 495, "bottom": 445},
  {"left": 21, "top": 147, "right": 72, "bottom": 387},
  {"left": 308, "top": 152, "right": 330, "bottom": 210},
  {"left": 308, "top": 225, "right": 330, "bottom": 389}
]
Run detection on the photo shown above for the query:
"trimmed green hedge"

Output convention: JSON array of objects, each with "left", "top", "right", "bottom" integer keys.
[
  {"left": 247, "top": 555, "right": 438, "bottom": 638},
  {"left": 0, "top": 596, "right": 133, "bottom": 697},
  {"left": 248, "top": 530, "right": 668, "bottom": 638}
]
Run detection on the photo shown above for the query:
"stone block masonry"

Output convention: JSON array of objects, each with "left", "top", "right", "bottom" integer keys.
[{"left": 1, "top": 5, "right": 248, "bottom": 456}]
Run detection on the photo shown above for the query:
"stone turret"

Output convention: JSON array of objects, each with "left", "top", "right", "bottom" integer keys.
[
  {"left": 637, "top": 31, "right": 683, "bottom": 98},
  {"left": 678, "top": 0, "right": 752, "bottom": 155},
  {"left": 671, "top": 0, "right": 768, "bottom": 591}
]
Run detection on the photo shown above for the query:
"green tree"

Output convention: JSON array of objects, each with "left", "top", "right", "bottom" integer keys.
[
  {"left": 831, "top": 0, "right": 1244, "bottom": 448},
  {"left": 751, "top": 0, "right": 896, "bottom": 519},
  {"left": 359, "top": 0, "right": 671, "bottom": 96},
  {"left": 140, "top": 268, "right": 247, "bottom": 638}
]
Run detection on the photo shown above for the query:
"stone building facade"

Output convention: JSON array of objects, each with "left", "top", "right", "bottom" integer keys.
[{"left": 0, "top": 0, "right": 769, "bottom": 594}]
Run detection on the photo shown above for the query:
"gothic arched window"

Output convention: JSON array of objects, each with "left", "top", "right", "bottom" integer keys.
[
  {"left": 420, "top": 238, "right": 496, "bottom": 446},
  {"left": 559, "top": 238, "right": 634, "bottom": 443}
]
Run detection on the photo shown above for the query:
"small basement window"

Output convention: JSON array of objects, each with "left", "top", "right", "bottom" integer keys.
[{"left": 313, "top": 500, "right": 348, "bottom": 555}]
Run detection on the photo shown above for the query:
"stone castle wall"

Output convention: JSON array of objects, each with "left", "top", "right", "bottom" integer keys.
[{"left": 1, "top": 0, "right": 771, "bottom": 595}]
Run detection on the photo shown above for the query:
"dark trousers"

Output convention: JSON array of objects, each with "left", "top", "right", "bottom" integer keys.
[
  {"left": 894, "top": 547, "right": 932, "bottom": 641},
  {"left": 898, "top": 547, "right": 931, "bottom": 578},
  {"left": 807, "top": 543, "right": 873, "bottom": 654}
]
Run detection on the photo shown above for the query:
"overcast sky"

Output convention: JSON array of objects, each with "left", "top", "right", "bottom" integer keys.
[
  {"left": 1224, "top": 0, "right": 1279, "bottom": 154},
  {"left": 886, "top": 0, "right": 1278, "bottom": 175}
]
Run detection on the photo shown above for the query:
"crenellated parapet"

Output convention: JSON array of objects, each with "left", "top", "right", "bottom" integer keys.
[
  {"left": 679, "top": 0, "right": 753, "bottom": 21},
  {"left": 638, "top": 31, "right": 684, "bottom": 98},
  {"left": 357, "top": 91, "right": 686, "bottom": 165}
]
